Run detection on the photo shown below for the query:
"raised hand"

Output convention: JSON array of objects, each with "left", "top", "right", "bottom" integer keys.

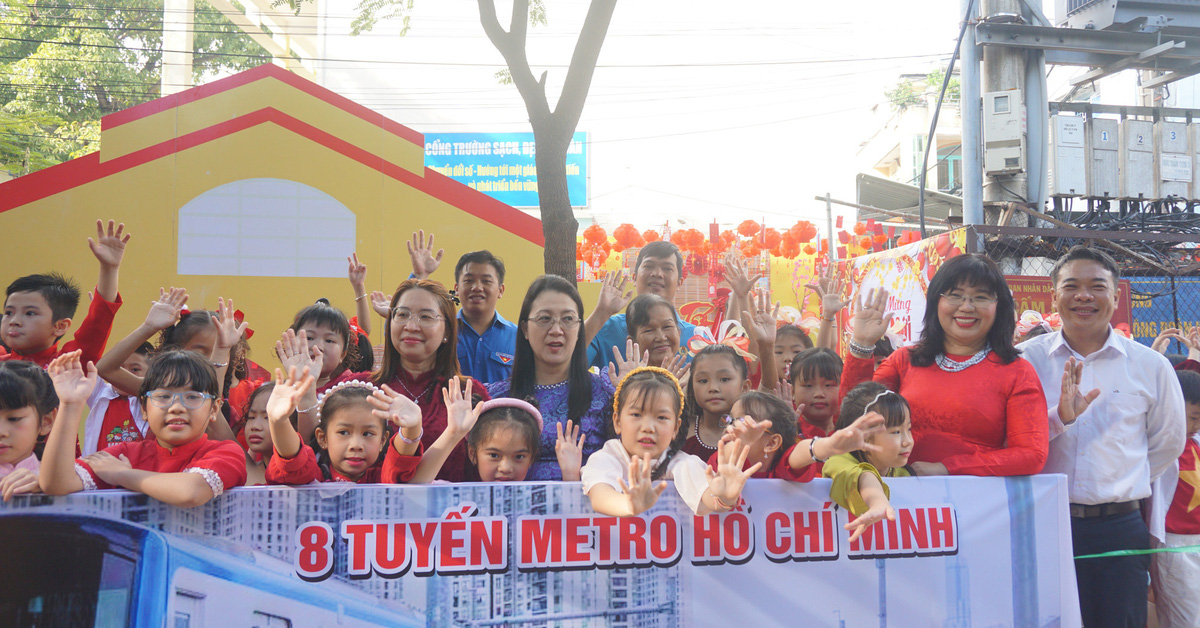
[
  {"left": 441, "top": 377, "right": 481, "bottom": 437},
  {"left": 773, "top": 379, "right": 795, "bottom": 409},
  {"left": 144, "top": 287, "right": 188, "bottom": 331},
  {"left": 82, "top": 451, "right": 133, "bottom": 485},
  {"left": 1151, "top": 328, "right": 1183, "bottom": 354},
  {"left": 371, "top": 384, "right": 422, "bottom": 431},
  {"left": 348, "top": 253, "right": 368, "bottom": 291},
  {"left": 87, "top": 219, "right": 131, "bottom": 268},
  {"left": 727, "top": 415, "right": 773, "bottom": 451},
  {"left": 0, "top": 468, "right": 40, "bottom": 501},
  {"left": 724, "top": 253, "right": 762, "bottom": 297},
  {"left": 1059, "top": 356, "right": 1100, "bottom": 425},
  {"left": 621, "top": 453, "right": 667, "bottom": 515},
  {"left": 370, "top": 291, "right": 392, "bottom": 318},
  {"left": 662, "top": 351, "right": 690, "bottom": 381},
  {"left": 824, "top": 411, "right": 886, "bottom": 457},
  {"left": 555, "top": 420, "right": 587, "bottom": 481},
  {"left": 276, "top": 329, "right": 323, "bottom": 377},
  {"left": 1188, "top": 327, "right": 1200, "bottom": 361},
  {"left": 407, "top": 229, "right": 444, "bottom": 279},
  {"left": 705, "top": 438, "right": 762, "bottom": 508},
  {"left": 211, "top": 297, "right": 249, "bottom": 355},
  {"left": 596, "top": 269, "right": 634, "bottom": 317},
  {"left": 47, "top": 351, "right": 98, "bottom": 405},
  {"left": 850, "top": 287, "right": 893, "bottom": 346},
  {"left": 846, "top": 499, "right": 896, "bottom": 543},
  {"left": 266, "top": 366, "right": 315, "bottom": 423},
  {"left": 807, "top": 264, "right": 851, "bottom": 320},
  {"left": 608, "top": 339, "right": 648, "bottom": 387},
  {"left": 742, "top": 288, "right": 781, "bottom": 346}
]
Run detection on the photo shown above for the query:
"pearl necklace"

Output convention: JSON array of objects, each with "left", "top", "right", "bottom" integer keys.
[
  {"left": 693, "top": 414, "right": 733, "bottom": 450},
  {"left": 935, "top": 344, "right": 991, "bottom": 373}
]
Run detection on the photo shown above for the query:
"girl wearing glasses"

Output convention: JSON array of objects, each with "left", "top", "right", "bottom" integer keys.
[
  {"left": 841, "top": 253, "right": 1048, "bottom": 477},
  {"left": 38, "top": 350, "right": 246, "bottom": 507},
  {"left": 487, "top": 275, "right": 614, "bottom": 481},
  {"left": 371, "top": 279, "right": 489, "bottom": 482}
]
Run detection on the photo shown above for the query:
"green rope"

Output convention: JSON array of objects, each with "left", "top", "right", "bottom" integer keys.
[{"left": 1075, "top": 544, "right": 1200, "bottom": 560}]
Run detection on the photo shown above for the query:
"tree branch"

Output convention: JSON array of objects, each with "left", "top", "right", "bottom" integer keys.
[
  {"left": 555, "top": 0, "right": 617, "bottom": 130},
  {"left": 477, "top": 0, "right": 550, "bottom": 121}
]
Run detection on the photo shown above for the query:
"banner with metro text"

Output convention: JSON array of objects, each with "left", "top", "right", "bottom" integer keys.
[{"left": 0, "top": 475, "right": 1080, "bottom": 627}]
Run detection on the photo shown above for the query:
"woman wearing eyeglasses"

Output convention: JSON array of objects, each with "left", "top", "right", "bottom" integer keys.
[
  {"left": 841, "top": 253, "right": 1048, "bottom": 476},
  {"left": 371, "top": 279, "right": 490, "bottom": 482},
  {"left": 487, "top": 275, "right": 614, "bottom": 481}
]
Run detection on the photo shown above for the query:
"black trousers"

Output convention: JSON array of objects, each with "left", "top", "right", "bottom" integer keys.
[{"left": 1071, "top": 510, "right": 1150, "bottom": 628}]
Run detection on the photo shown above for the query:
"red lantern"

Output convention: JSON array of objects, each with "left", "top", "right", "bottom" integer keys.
[
  {"left": 858, "top": 236, "right": 873, "bottom": 249},
  {"left": 670, "top": 230, "right": 688, "bottom": 248},
  {"left": 790, "top": 221, "right": 817, "bottom": 243},
  {"left": 576, "top": 241, "right": 584, "bottom": 261},
  {"left": 740, "top": 240, "right": 761, "bottom": 257},
  {"left": 873, "top": 234, "right": 889, "bottom": 245},
  {"left": 717, "top": 230, "right": 737, "bottom": 253},
  {"left": 683, "top": 229, "right": 706, "bottom": 251},
  {"left": 737, "top": 220, "right": 761, "bottom": 238},
  {"left": 613, "top": 223, "right": 643, "bottom": 250},
  {"left": 643, "top": 229, "right": 661, "bottom": 243},
  {"left": 584, "top": 224, "right": 608, "bottom": 245},
  {"left": 802, "top": 244, "right": 816, "bottom": 256},
  {"left": 853, "top": 222, "right": 867, "bottom": 236},
  {"left": 782, "top": 241, "right": 801, "bottom": 259},
  {"left": 762, "top": 227, "right": 782, "bottom": 250}
]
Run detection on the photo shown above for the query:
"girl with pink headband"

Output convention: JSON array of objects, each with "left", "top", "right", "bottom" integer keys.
[{"left": 407, "top": 377, "right": 587, "bottom": 483}]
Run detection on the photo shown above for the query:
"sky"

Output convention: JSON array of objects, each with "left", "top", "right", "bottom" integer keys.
[{"left": 307, "top": 1, "right": 971, "bottom": 233}]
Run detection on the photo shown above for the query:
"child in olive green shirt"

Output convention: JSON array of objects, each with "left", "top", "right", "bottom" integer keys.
[{"left": 823, "top": 382, "right": 914, "bottom": 542}]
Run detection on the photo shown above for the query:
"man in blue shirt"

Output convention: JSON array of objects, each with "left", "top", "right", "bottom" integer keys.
[
  {"left": 408, "top": 231, "right": 517, "bottom": 384},
  {"left": 584, "top": 240, "right": 698, "bottom": 370}
]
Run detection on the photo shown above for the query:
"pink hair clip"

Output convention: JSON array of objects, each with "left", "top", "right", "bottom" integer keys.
[{"left": 476, "top": 398, "right": 544, "bottom": 432}]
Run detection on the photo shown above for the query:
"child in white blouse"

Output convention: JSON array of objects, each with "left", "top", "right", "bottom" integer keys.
[{"left": 581, "top": 366, "right": 757, "bottom": 516}]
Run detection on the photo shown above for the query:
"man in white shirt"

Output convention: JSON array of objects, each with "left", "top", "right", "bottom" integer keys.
[{"left": 1022, "top": 246, "right": 1186, "bottom": 628}]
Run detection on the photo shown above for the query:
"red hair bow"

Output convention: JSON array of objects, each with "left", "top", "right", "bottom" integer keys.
[{"left": 233, "top": 309, "right": 254, "bottom": 339}]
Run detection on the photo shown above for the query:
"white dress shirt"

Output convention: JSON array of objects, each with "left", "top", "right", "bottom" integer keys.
[{"left": 1021, "top": 328, "right": 1186, "bottom": 523}]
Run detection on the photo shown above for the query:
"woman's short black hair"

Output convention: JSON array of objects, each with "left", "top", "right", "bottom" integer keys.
[{"left": 910, "top": 253, "right": 1019, "bottom": 367}]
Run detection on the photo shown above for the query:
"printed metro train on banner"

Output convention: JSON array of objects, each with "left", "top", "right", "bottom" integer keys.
[{"left": 296, "top": 500, "right": 959, "bottom": 581}]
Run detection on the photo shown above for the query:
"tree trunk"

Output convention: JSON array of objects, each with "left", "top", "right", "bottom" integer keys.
[
  {"left": 533, "top": 126, "right": 577, "bottom": 281},
  {"left": 478, "top": 0, "right": 618, "bottom": 286}
]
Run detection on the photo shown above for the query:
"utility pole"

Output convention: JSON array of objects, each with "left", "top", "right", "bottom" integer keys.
[
  {"left": 980, "top": 0, "right": 1028, "bottom": 224},
  {"left": 960, "top": 0, "right": 984, "bottom": 231}
]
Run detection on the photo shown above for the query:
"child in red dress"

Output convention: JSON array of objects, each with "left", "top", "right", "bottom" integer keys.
[
  {"left": 264, "top": 367, "right": 422, "bottom": 484},
  {"left": 39, "top": 350, "right": 246, "bottom": 508}
]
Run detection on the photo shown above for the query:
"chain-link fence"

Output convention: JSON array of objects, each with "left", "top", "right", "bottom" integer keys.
[{"left": 968, "top": 220, "right": 1200, "bottom": 355}]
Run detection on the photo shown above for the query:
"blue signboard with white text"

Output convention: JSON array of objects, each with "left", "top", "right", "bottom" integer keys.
[{"left": 424, "top": 132, "right": 587, "bottom": 208}]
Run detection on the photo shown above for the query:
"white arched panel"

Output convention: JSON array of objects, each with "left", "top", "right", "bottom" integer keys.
[{"left": 177, "top": 178, "right": 355, "bottom": 277}]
